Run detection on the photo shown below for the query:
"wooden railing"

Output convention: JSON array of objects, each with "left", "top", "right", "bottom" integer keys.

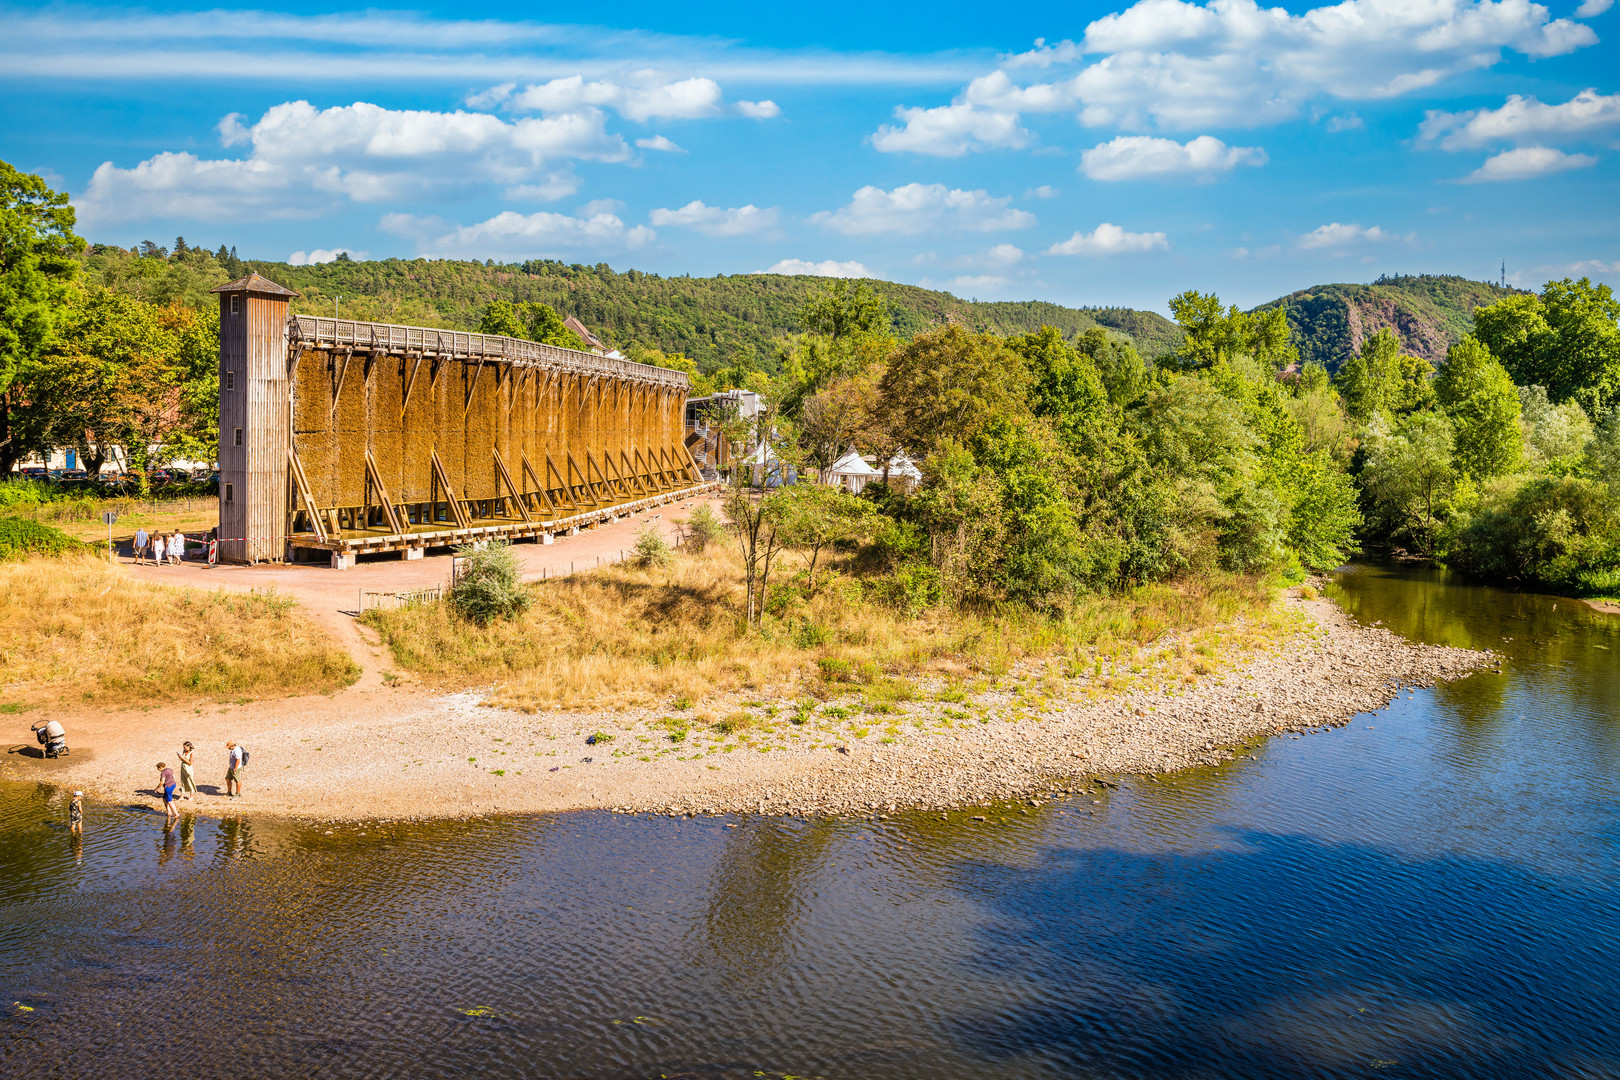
[{"left": 288, "top": 315, "right": 689, "bottom": 388}]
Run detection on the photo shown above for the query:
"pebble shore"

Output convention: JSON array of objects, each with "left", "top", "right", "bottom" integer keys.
[{"left": 610, "top": 590, "right": 1498, "bottom": 819}]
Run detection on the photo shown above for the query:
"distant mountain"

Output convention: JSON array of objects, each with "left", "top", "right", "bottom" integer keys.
[
  {"left": 249, "top": 257, "right": 1183, "bottom": 371},
  {"left": 1256, "top": 274, "right": 1524, "bottom": 371}
]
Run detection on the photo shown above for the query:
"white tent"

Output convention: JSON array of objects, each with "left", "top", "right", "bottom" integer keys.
[
  {"left": 885, "top": 452, "right": 923, "bottom": 491},
  {"left": 824, "top": 449, "right": 880, "bottom": 494}
]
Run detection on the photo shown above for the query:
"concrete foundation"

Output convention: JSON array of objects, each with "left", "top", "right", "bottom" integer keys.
[
  {"left": 330, "top": 552, "right": 350, "bottom": 570},
  {"left": 402, "top": 546, "right": 424, "bottom": 561},
  {"left": 540, "top": 533, "right": 554, "bottom": 545}
]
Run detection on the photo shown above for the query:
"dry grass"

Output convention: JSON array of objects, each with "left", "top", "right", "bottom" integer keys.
[
  {"left": 360, "top": 543, "right": 1283, "bottom": 712},
  {"left": 0, "top": 555, "right": 359, "bottom": 705}
]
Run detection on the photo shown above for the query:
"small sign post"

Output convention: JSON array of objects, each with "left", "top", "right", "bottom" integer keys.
[{"left": 103, "top": 510, "right": 118, "bottom": 563}]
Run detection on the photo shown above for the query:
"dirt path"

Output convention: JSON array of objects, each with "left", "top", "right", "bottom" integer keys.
[{"left": 3, "top": 583, "right": 1496, "bottom": 823}]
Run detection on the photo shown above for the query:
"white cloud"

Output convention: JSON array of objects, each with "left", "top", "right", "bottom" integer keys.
[
  {"left": 505, "top": 74, "right": 725, "bottom": 122},
  {"left": 635, "top": 135, "right": 685, "bottom": 152},
  {"left": 1421, "top": 89, "right": 1620, "bottom": 150},
  {"left": 873, "top": 0, "right": 1597, "bottom": 152},
  {"left": 736, "top": 100, "right": 781, "bottom": 119},
  {"left": 77, "top": 100, "right": 631, "bottom": 225},
  {"left": 871, "top": 103, "right": 1032, "bottom": 157},
  {"left": 649, "top": 200, "right": 779, "bottom": 236},
  {"left": 1462, "top": 146, "right": 1598, "bottom": 182},
  {"left": 762, "top": 259, "right": 883, "bottom": 279},
  {"left": 1325, "top": 113, "right": 1364, "bottom": 132},
  {"left": 288, "top": 248, "right": 366, "bottom": 265},
  {"left": 1045, "top": 223, "right": 1169, "bottom": 256},
  {"left": 1576, "top": 0, "right": 1613, "bottom": 16},
  {"left": 1297, "top": 222, "right": 1409, "bottom": 249},
  {"left": 505, "top": 168, "right": 581, "bottom": 201},
  {"left": 0, "top": 9, "right": 975, "bottom": 86},
  {"left": 1025, "top": 184, "right": 1059, "bottom": 199},
  {"left": 1079, "top": 134, "right": 1266, "bottom": 181},
  {"left": 811, "top": 183, "right": 1035, "bottom": 235},
  {"left": 422, "top": 210, "right": 656, "bottom": 259}
]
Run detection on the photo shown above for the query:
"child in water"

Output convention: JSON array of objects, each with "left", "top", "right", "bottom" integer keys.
[{"left": 69, "top": 791, "right": 83, "bottom": 835}]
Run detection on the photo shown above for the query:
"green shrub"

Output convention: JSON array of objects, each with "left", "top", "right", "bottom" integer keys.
[
  {"left": 684, "top": 504, "right": 725, "bottom": 553},
  {"left": 450, "top": 540, "right": 531, "bottom": 625},
  {"left": 632, "top": 523, "right": 674, "bottom": 569},
  {"left": 0, "top": 517, "right": 91, "bottom": 560}
]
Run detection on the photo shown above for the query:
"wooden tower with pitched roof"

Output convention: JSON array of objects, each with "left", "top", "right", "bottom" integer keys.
[{"left": 212, "top": 273, "right": 300, "bottom": 563}]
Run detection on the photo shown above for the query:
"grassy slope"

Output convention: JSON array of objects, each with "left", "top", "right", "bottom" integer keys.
[{"left": 1255, "top": 274, "right": 1523, "bottom": 371}]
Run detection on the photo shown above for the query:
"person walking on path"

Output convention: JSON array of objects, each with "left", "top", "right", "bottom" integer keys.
[
  {"left": 134, "top": 527, "right": 149, "bottom": 565},
  {"left": 69, "top": 791, "right": 83, "bottom": 835},
  {"left": 170, "top": 531, "right": 185, "bottom": 565},
  {"left": 151, "top": 533, "right": 166, "bottom": 567},
  {"left": 156, "top": 762, "right": 179, "bottom": 823},
  {"left": 225, "top": 741, "right": 245, "bottom": 798},
  {"left": 178, "top": 741, "right": 197, "bottom": 800}
]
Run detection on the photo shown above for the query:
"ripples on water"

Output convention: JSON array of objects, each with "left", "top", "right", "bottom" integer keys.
[{"left": 3, "top": 562, "right": 1619, "bottom": 1079}]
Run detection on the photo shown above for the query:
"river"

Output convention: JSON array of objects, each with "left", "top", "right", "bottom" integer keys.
[{"left": 3, "top": 561, "right": 1618, "bottom": 1078}]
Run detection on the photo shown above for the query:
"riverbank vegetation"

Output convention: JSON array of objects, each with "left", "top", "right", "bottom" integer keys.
[
  {"left": 361, "top": 540, "right": 1288, "bottom": 711},
  {"left": 0, "top": 555, "right": 358, "bottom": 705},
  {"left": 1345, "top": 278, "right": 1620, "bottom": 597}
]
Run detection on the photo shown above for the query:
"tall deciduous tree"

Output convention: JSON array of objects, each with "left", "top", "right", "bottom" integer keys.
[
  {"left": 0, "top": 160, "right": 83, "bottom": 474},
  {"left": 1475, "top": 278, "right": 1620, "bottom": 413},
  {"left": 798, "top": 279, "right": 888, "bottom": 342},
  {"left": 1168, "top": 290, "right": 1297, "bottom": 371},
  {"left": 1434, "top": 336, "right": 1523, "bottom": 479}
]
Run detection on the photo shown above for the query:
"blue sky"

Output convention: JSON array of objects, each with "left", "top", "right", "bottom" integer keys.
[{"left": 3, "top": 0, "right": 1617, "bottom": 312}]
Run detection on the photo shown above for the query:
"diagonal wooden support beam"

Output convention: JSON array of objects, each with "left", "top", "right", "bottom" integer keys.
[
  {"left": 493, "top": 448, "right": 532, "bottom": 522},
  {"left": 431, "top": 449, "right": 472, "bottom": 528},
  {"left": 464, "top": 357, "right": 485, "bottom": 411},
  {"left": 364, "top": 450, "right": 404, "bottom": 535},
  {"left": 623, "top": 449, "right": 653, "bottom": 496},
  {"left": 287, "top": 445, "right": 327, "bottom": 543},
  {"left": 545, "top": 452, "right": 579, "bottom": 511},
  {"left": 332, "top": 346, "right": 354, "bottom": 409},
  {"left": 401, "top": 351, "right": 425, "bottom": 414},
  {"left": 522, "top": 452, "right": 560, "bottom": 517},
  {"left": 566, "top": 449, "right": 603, "bottom": 506}
]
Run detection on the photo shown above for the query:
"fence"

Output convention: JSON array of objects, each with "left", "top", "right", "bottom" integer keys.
[{"left": 358, "top": 585, "right": 445, "bottom": 612}]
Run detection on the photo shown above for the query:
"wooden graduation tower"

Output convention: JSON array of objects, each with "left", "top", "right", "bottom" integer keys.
[{"left": 213, "top": 274, "right": 709, "bottom": 567}]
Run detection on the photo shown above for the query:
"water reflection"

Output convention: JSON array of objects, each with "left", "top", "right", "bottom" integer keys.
[{"left": 3, "top": 563, "right": 1618, "bottom": 1079}]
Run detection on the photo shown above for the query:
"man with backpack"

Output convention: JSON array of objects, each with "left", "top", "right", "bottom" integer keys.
[{"left": 226, "top": 740, "right": 248, "bottom": 798}]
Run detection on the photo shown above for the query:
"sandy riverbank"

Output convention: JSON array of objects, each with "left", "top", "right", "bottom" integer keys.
[{"left": 2, "top": 583, "right": 1496, "bottom": 822}]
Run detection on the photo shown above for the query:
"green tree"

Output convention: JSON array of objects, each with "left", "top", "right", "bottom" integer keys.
[
  {"left": 1475, "top": 278, "right": 1620, "bottom": 412},
  {"left": 798, "top": 279, "right": 888, "bottom": 341},
  {"left": 1074, "top": 327, "right": 1150, "bottom": 408},
  {"left": 1518, "top": 385, "right": 1593, "bottom": 468},
  {"left": 1168, "top": 290, "right": 1296, "bottom": 371},
  {"left": 1008, "top": 325, "right": 1108, "bottom": 443},
  {"left": 1361, "top": 411, "right": 1457, "bottom": 554},
  {"left": 31, "top": 284, "right": 183, "bottom": 477},
  {"left": 878, "top": 323, "right": 1030, "bottom": 458},
  {"left": 1435, "top": 336, "right": 1523, "bottom": 480},
  {"left": 477, "top": 299, "right": 526, "bottom": 338},
  {"left": 771, "top": 482, "right": 876, "bottom": 589},
  {"left": 0, "top": 160, "right": 83, "bottom": 474}
]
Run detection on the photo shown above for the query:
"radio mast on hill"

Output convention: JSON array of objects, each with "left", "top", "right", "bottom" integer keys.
[{"left": 1501, "top": 260, "right": 1506, "bottom": 288}]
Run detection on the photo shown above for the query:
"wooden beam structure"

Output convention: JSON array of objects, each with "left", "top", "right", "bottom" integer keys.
[{"left": 215, "top": 287, "right": 716, "bottom": 564}]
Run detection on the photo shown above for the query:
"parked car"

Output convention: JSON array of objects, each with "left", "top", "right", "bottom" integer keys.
[
  {"left": 18, "top": 467, "right": 47, "bottom": 480},
  {"left": 58, "top": 469, "right": 88, "bottom": 481}
]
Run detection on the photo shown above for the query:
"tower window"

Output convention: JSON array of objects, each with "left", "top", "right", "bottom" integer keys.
[
  {"left": 230, "top": 295, "right": 241, "bottom": 314},
  {"left": 234, "top": 428, "right": 243, "bottom": 447},
  {"left": 225, "top": 370, "right": 235, "bottom": 390},
  {"left": 224, "top": 483, "right": 234, "bottom": 503}
]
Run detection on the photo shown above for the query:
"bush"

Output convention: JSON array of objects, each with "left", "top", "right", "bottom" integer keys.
[
  {"left": 1445, "top": 474, "right": 1620, "bottom": 591},
  {"left": 684, "top": 504, "right": 724, "bottom": 553},
  {"left": 0, "top": 517, "right": 91, "bottom": 560},
  {"left": 632, "top": 523, "right": 674, "bottom": 569},
  {"left": 450, "top": 540, "right": 531, "bottom": 625}
]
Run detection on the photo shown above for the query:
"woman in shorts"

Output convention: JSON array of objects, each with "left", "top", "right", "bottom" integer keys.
[{"left": 156, "top": 762, "right": 179, "bottom": 823}]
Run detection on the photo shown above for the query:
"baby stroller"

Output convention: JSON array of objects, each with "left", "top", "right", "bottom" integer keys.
[{"left": 32, "top": 720, "right": 68, "bottom": 759}]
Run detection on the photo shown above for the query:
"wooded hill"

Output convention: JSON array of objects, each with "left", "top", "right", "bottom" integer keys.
[
  {"left": 1255, "top": 274, "right": 1524, "bottom": 371},
  {"left": 189, "top": 253, "right": 1185, "bottom": 370}
]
